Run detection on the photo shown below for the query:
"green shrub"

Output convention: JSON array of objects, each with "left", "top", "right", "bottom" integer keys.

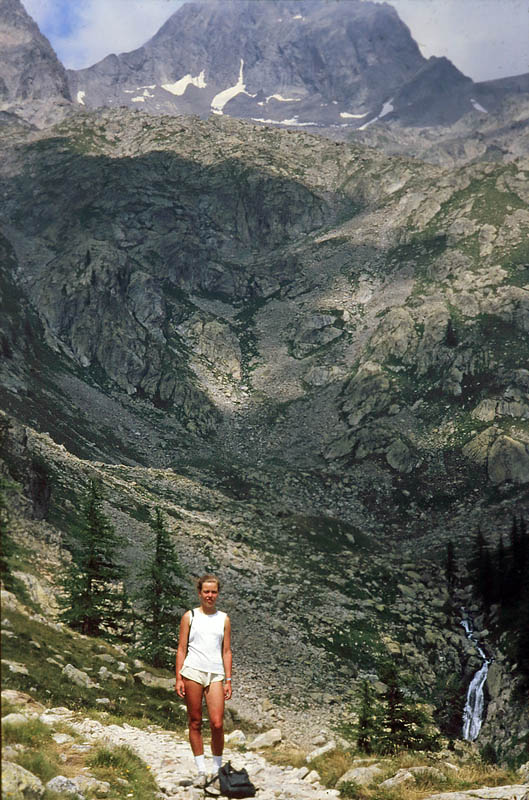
[
  {"left": 16, "top": 750, "right": 60, "bottom": 782},
  {"left": 2, "top": 718, "right": 53, "bottom": 747}
]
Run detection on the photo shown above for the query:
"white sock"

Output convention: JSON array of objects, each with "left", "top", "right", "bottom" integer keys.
[
  {"left": 194, "top": 754, "right": 206, "bottom": 774},
  {"left": 212, "top": 754, "right": 222, "bottom": 771}
]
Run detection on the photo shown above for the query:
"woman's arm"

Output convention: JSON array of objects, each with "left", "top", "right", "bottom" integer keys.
[
  {"left": 223, "top": 616, "right": 232, "bottom": 700},
  {"left": 175, "top": 611, "right": 191, "bottom": 697}
]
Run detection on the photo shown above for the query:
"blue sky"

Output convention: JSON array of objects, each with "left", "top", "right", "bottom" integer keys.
[{"left": 22, "top": 0, "right": 529, "bottom": 82}]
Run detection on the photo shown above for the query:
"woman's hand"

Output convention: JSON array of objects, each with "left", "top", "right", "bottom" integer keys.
[
  {"left": 224, "top": 681, "right": 232, "bottom": 700},
  {"left": 175, "top": 677, "right": 186, "bottom": 697}
]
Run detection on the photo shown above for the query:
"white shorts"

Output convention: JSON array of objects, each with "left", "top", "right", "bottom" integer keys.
[{"left": 180, "top": 665, "right": 224, "bottom": 687}]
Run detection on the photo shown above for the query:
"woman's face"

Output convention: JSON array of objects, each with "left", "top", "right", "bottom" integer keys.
[{"left": 199, "top": 581, "right": 219, "bottom": 609}]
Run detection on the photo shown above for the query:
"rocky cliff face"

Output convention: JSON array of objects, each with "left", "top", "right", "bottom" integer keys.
[{"left": 0, "top": 0, "right": 71, "bottom": 125}]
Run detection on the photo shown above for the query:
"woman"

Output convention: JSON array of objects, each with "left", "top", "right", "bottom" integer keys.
[{"left": 175, "top": 574, "right": 232, "bottom": 785}]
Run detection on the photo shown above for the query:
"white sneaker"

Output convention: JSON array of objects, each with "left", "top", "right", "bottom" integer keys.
[
  {"left": 193, "top": 772, "right": 207, "bottom": 788},
  {"left": 205, "top": 774, "right": 220, "bottom": 795}
]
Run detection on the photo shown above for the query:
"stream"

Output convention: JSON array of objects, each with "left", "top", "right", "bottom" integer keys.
[{"left": 460, "top": 609, "right": 493, "bottom": 741}]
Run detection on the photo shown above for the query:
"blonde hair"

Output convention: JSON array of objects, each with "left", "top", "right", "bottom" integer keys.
[{"left": 197, "top": 574, "right": 221, "bottom": 592}]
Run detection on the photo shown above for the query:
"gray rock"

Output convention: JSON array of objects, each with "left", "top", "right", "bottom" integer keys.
[
  {"left": 62, "top": 664, "right": 100, "bottom": 689},
  {"left": 133, "top": 671, "right": 174, "bottom": 691},
  {"left": 2, "top": 713, "right": 31, "bottom": 726},
  {"left": 488, "top": 435, "right": 529, "bottom": 484},
  {"left": 45, "top": 776, "right": 85, "bottom": 798},
  {"left": 247, "top": 728, "right": 282, "bottom": 749},
  {"left": 380, "top": 769, "right": 415, "bottom": 788},
  {"left": 337, "top": 764, "right": 383, "bottom": 787},
  {"left": 1, "top": 760, "right": 44, "bottom": 799},
  {"left": 73, "top": 775, "right": 110, "bottom": 796},
  {"left": 306, "top": 741, "right": 336, "bottom": 762},
  {"left": 225, "top": 730, "right": 246, "bottom": 745},
  {"left": 1, "top": 660, "right": 29, "bottom": 675}
]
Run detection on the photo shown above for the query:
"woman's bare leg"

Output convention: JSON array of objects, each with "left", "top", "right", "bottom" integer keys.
[
  {"left": 184, "top": 679, "right": 205, "bottom": 755},
  {"left": 204, "top": 680, "right": 225, "bottom": 756}
]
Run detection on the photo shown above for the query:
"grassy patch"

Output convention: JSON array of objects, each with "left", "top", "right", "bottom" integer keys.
[
  {"left": 87, "top": 744, "right": 158, "bottom": 800},
  {"left": 2, "top": 717, "right": 54, "bottom": 747},
  {"left": 15, "top": 750, "right": 61, "bottom": 783},
  {"left": 1, "top": 608, "right": 187, "bottom": 732}
]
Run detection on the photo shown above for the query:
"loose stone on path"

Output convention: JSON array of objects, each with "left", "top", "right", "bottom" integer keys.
[{"left": 43, "top": 711, "right": 339, "bottom": 800}]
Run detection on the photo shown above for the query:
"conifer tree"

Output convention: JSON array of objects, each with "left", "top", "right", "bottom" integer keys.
[
  {"left": 472, "top": 528, "right": 495, "bottom": 608},
  {"left": 59, "top": 480, "right": 129, "bottom": 639},
  {"left": 355, "top": 679, "right": 382, "bottom": 754},
  {"left": 377, "top": 663, "right": 439, "bottom": 754},
  {"left": 136, "top": 508, "right": 187, "bottom": 668}
]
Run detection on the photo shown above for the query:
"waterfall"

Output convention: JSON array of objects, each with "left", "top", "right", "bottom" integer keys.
[{"left": 460, "top": 610, "right": 492, "bottom": 741}]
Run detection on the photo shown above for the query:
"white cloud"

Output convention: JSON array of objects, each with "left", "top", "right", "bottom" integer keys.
[{"left": 22, "top": 0, "right": 185, "bottom": 69}]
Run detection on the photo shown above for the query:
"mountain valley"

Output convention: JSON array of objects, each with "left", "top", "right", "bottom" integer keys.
[{"left": 1, "top": 0, "right": 529, "bottom": 778}]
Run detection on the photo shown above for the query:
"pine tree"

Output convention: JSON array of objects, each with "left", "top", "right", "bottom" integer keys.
[
  {"left": 444, "top": 318, "right": 458, "bottom": 347},
  {"left": 471, "top": 528, "right": 495, "bottom": 608},
  {"left": 59, "top": 480, "right": 129, "bottom": 639},
  {"left": 377, "top": 663, "right": 439, "bottom": 754},
  {"left": 136, "top": 508, "right": 187, "bottom": 668},
  {"left": 355, "top": 679, "right": 382, "bottom": 754}
]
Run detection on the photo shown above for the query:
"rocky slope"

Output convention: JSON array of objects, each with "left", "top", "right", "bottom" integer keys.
[
  {"left": 1, "top": 102, "right": 528, "bottom": 760},
  {"left": 0, "top": 0, "right": 72, "bottom": 126}
]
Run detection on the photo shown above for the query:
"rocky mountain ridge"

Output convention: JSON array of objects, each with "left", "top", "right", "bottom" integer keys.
[
  {"left": 66, "top": 0, "right": 527, "bottom": 138},
  {"left": 0, "top": 0, "right": 72, "bottom": 126}
]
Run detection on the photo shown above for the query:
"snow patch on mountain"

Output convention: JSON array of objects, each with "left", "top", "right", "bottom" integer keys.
[
  {"left": 211, "top": 59, "right": 255, "bottom": 114},
  {"left": 266, "top": 94, "right": 301, "bottom": 103},
  {"left": 471, "top": 97, "right": 488, "bottom": 113},
  {"left": 359, "top": 98, "right": 394, "bottom": 130},
  {"left": 340, "top": 111, "right": 368, "bottom": 119},
  {"left": 252, "top": 117, "right": 317, "bottom": 127},
  {"left": 162, "top": 71, "right": 206, "bottom": 96}
]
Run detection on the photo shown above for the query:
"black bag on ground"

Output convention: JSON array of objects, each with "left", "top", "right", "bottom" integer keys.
[{"left": 205, "top": 761, "right": 257, "bottom": 798}]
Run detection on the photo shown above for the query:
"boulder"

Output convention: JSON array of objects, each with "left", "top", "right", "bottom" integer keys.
[
  {"left": 306, "top": 741, "right": 336, "bottom": 762},
  {"left": 1, "top": 660, "right": 29, "bottom": 676},
  {"left": 133, "top": 671, "right": 174, "bottom": 691},
  {"left": 62, "top": 664, "right": 100, "bottom": 689},
  {"left": 225, "top": 730, "right": 246, "bottom": 745},
  {"left": 337, "top": 764, "right": 383, "bottom": 787},
  {"left": 380, "top": 769, "right": 415, "bottom": 788},
  {"left": 342, "top": 361, "right": 392, "bottom": 427},
  {"left": 247, "top": 728, "right": 282, "bottom": 749},
  {"left": 1, "top": 760, "right": 44, "bottom": 799},
  {"left": 386, "top": 438, "right": 414, "bottom": 472},
  {"left": 45, "top": 776, "right": 84, "bottom": 798},
  {"left": 12, "top": 572, "right": 59, "bottom": 617},
  {"left": 2, "top": 713, "right": 32, "bottom": 726},
  {"left": 488, "top": 435, "right": 529, "bottom": 484}
]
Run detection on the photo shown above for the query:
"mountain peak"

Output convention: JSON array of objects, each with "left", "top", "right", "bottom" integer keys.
[{"left": 0, "top": 0, "right": 71, "bottom": 124}]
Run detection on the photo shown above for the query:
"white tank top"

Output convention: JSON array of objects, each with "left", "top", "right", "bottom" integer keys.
[{"left": 183, "top": 608, "right": 227, "bottom": 673}]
